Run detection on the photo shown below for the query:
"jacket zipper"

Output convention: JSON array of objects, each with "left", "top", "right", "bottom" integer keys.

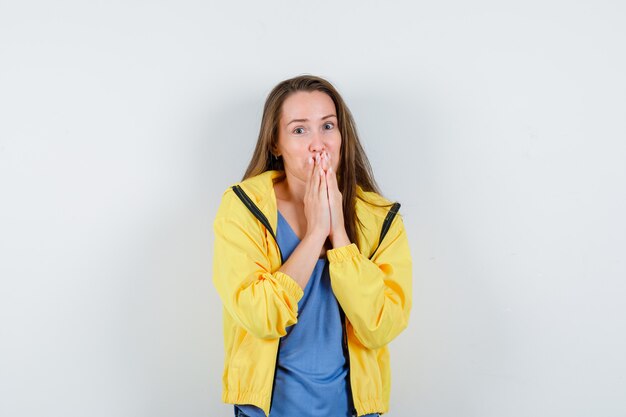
[
  {"left": 369, "top": 202, "right": 401, "bottom": 260},
  {"left": 232, "top": 184, "right": 400, "bottom": 413},
  {"left": 232, "top": 184, "right": 284, "bottom": 413},
  {"left": 232, "top": 185, "right": 284, "bottom": 263}
]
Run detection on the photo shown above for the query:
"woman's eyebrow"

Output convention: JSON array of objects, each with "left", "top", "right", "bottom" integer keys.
[{"left": 287, "top": 114, "right": 337, "bottom": 126}]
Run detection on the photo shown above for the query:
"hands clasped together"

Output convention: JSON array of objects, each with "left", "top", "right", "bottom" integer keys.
[{"left": 303, "top": 151, "right": 347, "bottom": 247}]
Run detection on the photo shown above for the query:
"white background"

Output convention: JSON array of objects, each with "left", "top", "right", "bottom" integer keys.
[{"left": 1, "top": 1, "right": 625, "bottom": 416}]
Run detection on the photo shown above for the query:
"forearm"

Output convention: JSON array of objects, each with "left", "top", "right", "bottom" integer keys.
[
  {"left": 330, "top": 227, "right": 351, "bottom": 248},
  {"left": 278, "top": 233, "right": 326, "bottom": 290},
  {"left": 328, "top": 222, "right": 413, "bottom": 349},
  {"left": 329, "top": 244, "right": 412, "bottom": 348}
]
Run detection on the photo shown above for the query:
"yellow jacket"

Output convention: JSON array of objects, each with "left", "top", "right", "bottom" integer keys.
[{"left": 212, "top": 170, "right": 412, "bottom": 416}]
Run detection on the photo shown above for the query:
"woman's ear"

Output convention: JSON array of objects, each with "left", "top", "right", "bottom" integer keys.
[{"left": 269, "top": 142, "right": 275, "bottom": 155}]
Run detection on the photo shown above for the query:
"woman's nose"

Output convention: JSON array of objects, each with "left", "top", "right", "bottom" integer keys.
[{"left": 309, "top": 131, "right": 325, "bottom": 152}]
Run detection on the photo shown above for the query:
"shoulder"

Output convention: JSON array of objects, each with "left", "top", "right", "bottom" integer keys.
[
  {"left": 352, "top": 187, "right": 411, "bottom": 263},
  {"left": 355, "top": 187, "right": 400, "bottom": 220},
  {"left": 214, "top": 170, "right": 284, "bottom": 227},
  {"left": 216, "top": 170, "right": 277, "bottom": 205},
  {"left": 354, "top": 186, "right": 405, "bottom": 249}
]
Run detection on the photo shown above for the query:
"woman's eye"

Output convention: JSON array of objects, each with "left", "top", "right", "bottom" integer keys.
[
  {"left": 324, "top": 123, "right": 334, "bottom": 130},
  {"left": 293, "top": 127, "right": 305, "bottom": 134}
]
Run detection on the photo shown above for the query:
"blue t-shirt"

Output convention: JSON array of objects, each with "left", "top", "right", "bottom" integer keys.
[{"left": 236, "top": 211, "right": 378, "bottom": 417}]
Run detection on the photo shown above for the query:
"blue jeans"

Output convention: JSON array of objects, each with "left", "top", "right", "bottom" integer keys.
[{"left": 234, "top": 405, "right": 379, "bottom": 417}]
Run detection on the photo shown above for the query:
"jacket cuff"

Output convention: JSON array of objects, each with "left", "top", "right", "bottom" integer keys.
[
  {"left": 274, "top": 270, "right": 304, "bottom": 302},
  {"left": 327, "top": 243, "right": 361, "bottom": 263}
]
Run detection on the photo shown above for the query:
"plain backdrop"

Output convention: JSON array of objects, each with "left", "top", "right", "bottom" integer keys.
[{"left": 1, "top": 1, "right": 625, "bottom": 416}]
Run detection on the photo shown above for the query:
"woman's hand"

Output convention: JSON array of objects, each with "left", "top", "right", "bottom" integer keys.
[
  {"left": 321, "top": 152, "right": 351, "bottom": 248},
  {"left": 303, "top": 153, "right": 331, "bottom": 243}
]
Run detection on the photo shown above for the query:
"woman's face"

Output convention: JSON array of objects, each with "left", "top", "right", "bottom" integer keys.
[{"left": 276, "top": 90, "right": 342, "bottom": 182}]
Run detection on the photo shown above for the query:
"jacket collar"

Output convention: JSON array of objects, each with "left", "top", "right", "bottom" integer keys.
[
  {"left": 235, "top": 170, "right": 283, "bottom": 235},
  {"left": 234, "top": 170, "right": 387, "bottom": 243}
]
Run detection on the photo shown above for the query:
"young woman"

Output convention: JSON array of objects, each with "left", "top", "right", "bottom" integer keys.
[{"left": 212, "top": 75, "right": 412, "bottom": 417}]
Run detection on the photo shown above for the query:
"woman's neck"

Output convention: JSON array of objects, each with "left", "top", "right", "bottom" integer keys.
[{"left": 275, "top": 173, "right": 306, "bottom": 205}]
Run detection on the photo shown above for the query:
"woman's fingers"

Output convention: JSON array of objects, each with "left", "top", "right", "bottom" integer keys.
[
  {"left": 322, "top": 151, "right": 329, "bottom": 172},
  {"left": 316, "top": 153, "right": 325, "bottom": 195},
  {"left": 304, "top": 155, "right": 315, "bottom": 196},
  {"left": 326, "top": 153, "right": 337, "bottom": 189},
  {"left": 324, "top": 153, "right": 341, "bottom": 207},
  {"left": 301, "top": 152, "right": 331, "bottom": 240}
]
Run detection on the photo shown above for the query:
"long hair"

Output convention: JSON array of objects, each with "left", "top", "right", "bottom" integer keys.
[{"left": 242, "top": 74, "right": 393, "bottom": 246}]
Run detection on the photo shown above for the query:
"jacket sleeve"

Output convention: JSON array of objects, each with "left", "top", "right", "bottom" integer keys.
[
  {"left": 212, "top": 195, "right": 304, "bottom": 340},
  {"left": 327, "top": 214, "right": 412, "bottom": 350}
]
